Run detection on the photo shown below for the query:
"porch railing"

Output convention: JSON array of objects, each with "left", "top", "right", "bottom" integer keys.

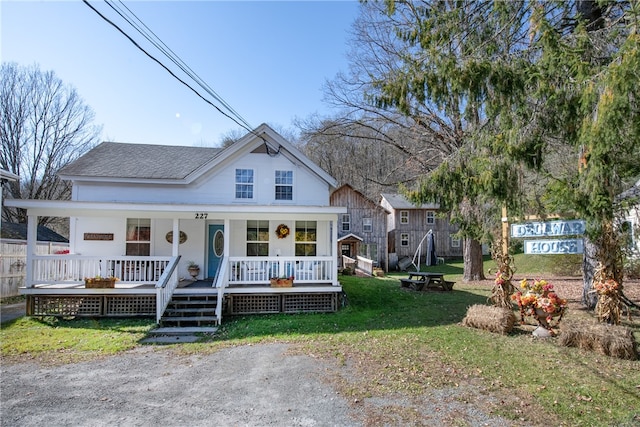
[
  {"left": 155, "top": 255, "right": 181, "bottom": 323},
  {"left": 214, "top": 255, "right": 229, "bottom": 324},
  {"left": 356, "top": 256, "right": 374, "bottom": 276},
  {"left": 227, "top": 256, "right": 335, "bottom": 285},
  {"left": 29, "top": 255, "right": 172, "bottom": 287}
]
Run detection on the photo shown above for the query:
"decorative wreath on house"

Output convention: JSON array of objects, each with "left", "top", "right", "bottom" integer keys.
[{"left": 275, "top": 224, "right": 290, "bottom": 239}]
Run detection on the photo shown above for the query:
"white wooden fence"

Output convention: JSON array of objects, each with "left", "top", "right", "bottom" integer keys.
[{"left": 0, "top": 240, "right": 70, "bottom": 298}]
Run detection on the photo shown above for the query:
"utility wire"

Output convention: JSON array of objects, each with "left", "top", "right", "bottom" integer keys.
[
  {"left": 82, "top": 0, "right": 254, "bottom": 134},
  {"left": 108, "top": 0, "right": 252, "bottom": 130}
]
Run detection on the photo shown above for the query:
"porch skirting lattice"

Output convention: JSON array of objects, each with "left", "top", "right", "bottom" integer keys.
[
  {"left": 27, "top": 295, "right": 156, "bottom": 317},
  {"left": 25, "top": 291, "right": 339, "bottom": 318},
  {"left": 228, "top": 293, "right": 338, "bottom": 315}
]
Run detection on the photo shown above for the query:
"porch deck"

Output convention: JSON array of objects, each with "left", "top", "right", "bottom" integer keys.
[
  {"left": 20, "top": 255, "right": 343, "bottom": 320},
  {"left": 21, "top": 279, "right": 341, "bottom": 294},
  {"left": 22, "top": 279, "right": 343, "bottom": 318}
]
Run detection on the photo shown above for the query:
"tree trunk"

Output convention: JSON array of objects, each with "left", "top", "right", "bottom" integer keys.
[
  {"left": 582, "top": 236, "right": 598, "bottom": 309},
  {"left": 463, "top": 237, "right": 486, "bottom": 282}
]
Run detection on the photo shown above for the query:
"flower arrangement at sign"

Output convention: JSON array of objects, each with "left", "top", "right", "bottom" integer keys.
[
  {"left": 275, "top": 223, "right": 290, "bottom": 239},
  {"left": 511, "top": 278, "right": 567, "bottom": 331}
]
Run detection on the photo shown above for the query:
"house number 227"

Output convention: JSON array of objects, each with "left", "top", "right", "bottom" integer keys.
[{"left": 195, "top": 213, "right": 208, "bottom": 219}]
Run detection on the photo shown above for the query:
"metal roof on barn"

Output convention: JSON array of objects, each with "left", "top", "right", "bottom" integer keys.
[{"left": 380, "top": 193, "right": 439, "bottom": 210}]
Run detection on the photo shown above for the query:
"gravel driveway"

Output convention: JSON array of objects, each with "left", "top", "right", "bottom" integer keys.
[
  {"left": 1, "top": 342, "right": 519, "bottom": 427},
  {"left": 1, "top": 344, "right": 357, "bottom": 427}
]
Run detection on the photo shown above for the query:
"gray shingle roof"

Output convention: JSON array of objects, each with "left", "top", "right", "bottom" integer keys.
[
  {"left": 58, "top": 142, "right": 222, "bottom": 180},
  {"left": 1, "top": 222, "right": 69, "bottom": 242},
  {"left": 381, "top": 193, "right": 440, "bottom": 209}
]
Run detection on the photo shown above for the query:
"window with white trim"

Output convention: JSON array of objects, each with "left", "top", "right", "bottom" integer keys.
[
  {"left": 341, "top": 214, "right": 351, "bottom": 232},
  {"left": 246, "top": 220, "right": 269, "bottom": 256},
  {"left": 275, "top": 170, "right": 293, "bottom": 200},
  {"left": 363, "top": 217, "right": 372, "bottom": 232},
  {"left": 126, "top": 218, "right": 150, "bottom": 256},
  {"left": 451, "top": 236, "right": 461, "bottom": 248},
  {"left": 426, "top": 211, "right": 435, "bottom": 224},
  {"left": 400, "top": 233, "right": 409, "bottom": 247},
  {"left": 235, "top": 168, "right": 254, "bottom": 199},
  {"left": 400, "top": 211, "right": 409, "bottom": 224},
  {"left": 295, "top": 221, "right": 317, "bottom": 256}
]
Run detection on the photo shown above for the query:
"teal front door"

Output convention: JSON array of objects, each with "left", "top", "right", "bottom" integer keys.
[{"left": 207, "top": 224, "right": 224, "bottom": 279}]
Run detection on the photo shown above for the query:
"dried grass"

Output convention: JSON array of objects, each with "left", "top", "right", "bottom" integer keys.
[
  {"left": 558, "top": 319, "right": 638, "bottom": 360},
  {"left": 462, "top": 304, "right": 516, "bottom": 335}
]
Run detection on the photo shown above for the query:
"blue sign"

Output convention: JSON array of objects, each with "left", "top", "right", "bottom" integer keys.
[
  {"left": 524, "top": 239, "right": 584, "bottom": 255},
  {"left": 511, "top": 220, "right": 585, "bottom": 238}
]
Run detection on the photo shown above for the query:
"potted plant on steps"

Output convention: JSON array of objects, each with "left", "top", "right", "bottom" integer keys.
[{"left": 187, "top": 261, "right": 200, "bottom": 280}]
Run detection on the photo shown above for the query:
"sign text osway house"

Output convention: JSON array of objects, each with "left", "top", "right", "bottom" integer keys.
[{"left": 510, "top": 219, "right": 586, "bottom": 255}]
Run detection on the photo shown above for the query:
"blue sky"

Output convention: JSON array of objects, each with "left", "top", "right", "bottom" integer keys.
[{"left": 1, "top": 1, "right": 360, "bottom": 146}]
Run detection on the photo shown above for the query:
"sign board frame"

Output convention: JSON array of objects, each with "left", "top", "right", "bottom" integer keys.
[
  {"left": 511, "top": 220, "right": 585, "bottom": 238},
  {"left": 524, "top": 239, "right": 584, "bottom": 255}
]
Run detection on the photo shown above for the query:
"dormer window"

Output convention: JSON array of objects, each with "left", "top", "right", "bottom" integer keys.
[
  {"left": 275, "top": 170, "right": 293, "bottom": 200},
  {"left": 235, "top": 169, "right": 254, "bottom": 199}
]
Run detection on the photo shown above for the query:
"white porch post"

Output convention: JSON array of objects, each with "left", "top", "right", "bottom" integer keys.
[
  {"left": 331, "top": 216, "right": 338, "bottom": 286},
  {"left": 26, "top": 214, "right": 37, "bottom": 288},
  {"left": 224, "top": 218, "right": 230, "bottom": 259},
  {"left": 172, "top": 219, "right": 179, "bottom": 257}
]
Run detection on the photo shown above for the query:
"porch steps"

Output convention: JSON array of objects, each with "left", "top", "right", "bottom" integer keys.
[{"left": 159, "top": 294, "right": 220, "bottom": 328}]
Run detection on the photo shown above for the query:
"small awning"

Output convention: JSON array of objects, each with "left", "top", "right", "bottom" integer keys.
[{"left": 337, "top": 233, "right": 363, "bottom": 243}]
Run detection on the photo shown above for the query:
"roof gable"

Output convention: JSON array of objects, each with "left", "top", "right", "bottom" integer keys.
[
  {"left": 58, "top": 124, "right": 338, "bottom": 189},
  {"left": 331, "top": 184, "right": 390, "bottom": 213}
]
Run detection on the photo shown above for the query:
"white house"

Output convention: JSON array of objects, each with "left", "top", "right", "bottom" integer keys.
[{"left": 5, "top": 124, "right": 346, "bottom": 324}]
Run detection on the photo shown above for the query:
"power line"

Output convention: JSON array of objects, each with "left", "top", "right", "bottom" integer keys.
[
  {"left": 82, "top": 0, "right": 254, "bottom": 134},
  {"left": 108, "top": 0, "right": 252, "bottom": 130}
]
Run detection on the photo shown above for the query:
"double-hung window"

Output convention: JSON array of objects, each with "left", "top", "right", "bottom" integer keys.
[
  {"left": 363, "top": 218, "right": 372, "bottom": 233},
  {"left": 246, "top": 220, "right": 269, "bottom": 256},
  {"left": 235, "top": 169, "right": 254, "bottom": 199},
  {"left": 400, "top": 233, "right": 409, "bottom": 247},
  {"left": 426, "top": 211, "right": 435, "bottom": 225},
  {"left": 126, "top": 218, "right": 150, "bottom": 256},
  {"left": 295, "top": 221, "right": 317, "bottom": 256},
  {"left": 400, "top": 211, "right": 409, "bottom": 224},
  {"left": 275, "top": 170, "right": 293, "bottom": 200},
  {"left": 341, "top": 214, "right": 351, "bottom": 232}
]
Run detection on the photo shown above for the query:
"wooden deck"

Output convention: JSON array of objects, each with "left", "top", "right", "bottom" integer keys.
[{"left": 21, "top": 279, "right": 343, "bottom": 318}]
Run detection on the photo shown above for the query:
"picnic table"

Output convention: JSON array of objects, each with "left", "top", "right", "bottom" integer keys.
[{"left": 399, "top": 271, "right": 454, "bottom": 291}]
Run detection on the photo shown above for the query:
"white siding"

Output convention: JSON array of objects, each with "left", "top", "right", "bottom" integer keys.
[{"left": 72, "top": 152, "right": 330, "bottom": 206}]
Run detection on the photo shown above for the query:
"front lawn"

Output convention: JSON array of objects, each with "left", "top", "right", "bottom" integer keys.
[{"left": 2, "top": 261, "right": 639, "bottom": 425}]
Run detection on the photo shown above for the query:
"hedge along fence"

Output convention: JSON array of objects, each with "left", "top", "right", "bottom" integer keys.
[{"left": 0, "top": 240, "right": 70, "bottom": 298}]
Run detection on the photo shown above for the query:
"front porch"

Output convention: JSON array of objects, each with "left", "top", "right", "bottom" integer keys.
[{"left": 21, "top": 255, "right": 342, "bottom": 321}]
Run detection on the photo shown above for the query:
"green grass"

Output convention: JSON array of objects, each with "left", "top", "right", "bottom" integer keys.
[
  {"left": 2, "top": 259, "right": 639, "bottom": 426},
  {"left": 1, "top": 317, "right": 154, "bottom": 363}
]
